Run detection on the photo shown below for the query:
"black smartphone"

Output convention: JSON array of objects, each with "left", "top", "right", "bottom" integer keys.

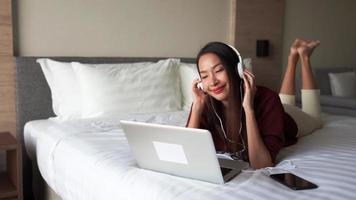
[{"left": 270, "top": 173, "right": 318, "bottom": 190}]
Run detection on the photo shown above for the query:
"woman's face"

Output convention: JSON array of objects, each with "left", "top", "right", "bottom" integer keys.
[{"left": 198, "top": 53, "right": 230, "bottom": 103}]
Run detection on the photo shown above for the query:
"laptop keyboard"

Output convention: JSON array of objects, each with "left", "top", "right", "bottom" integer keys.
[{"left": 220, "top": 167, "right": 233, "bottom": 176}]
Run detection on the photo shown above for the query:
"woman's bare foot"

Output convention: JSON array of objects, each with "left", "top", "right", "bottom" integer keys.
[
  {"left": 297, "top": 39, "right": 320, "bottom": 57},
  {"left": 290, "top": 38, "right": 302, "bottom": 58}
]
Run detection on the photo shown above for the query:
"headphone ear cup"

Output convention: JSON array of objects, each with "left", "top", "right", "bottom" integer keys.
[
  {"left": 197, "top": 82, "right": 204, "bottom": 91},
  {"left": 237, "top": 63, "right": 244, "bottom": 79}
]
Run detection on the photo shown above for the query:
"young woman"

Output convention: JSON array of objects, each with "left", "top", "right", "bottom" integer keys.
[{"left": 187, "top": 39, "right": 322, "bottom": 169}]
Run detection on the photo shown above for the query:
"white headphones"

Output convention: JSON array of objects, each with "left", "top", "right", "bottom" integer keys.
[{"left": 227, "top": 44, "right": 244, "bottom": 79}]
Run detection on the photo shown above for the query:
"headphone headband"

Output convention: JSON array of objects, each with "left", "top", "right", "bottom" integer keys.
[{"left": 227, "top": 44, "right": 244, "bottom": 79}]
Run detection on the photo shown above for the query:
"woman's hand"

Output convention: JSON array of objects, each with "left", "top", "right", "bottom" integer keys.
[
  {"left": 187, "top": 79, "right": 207, "bottom": 128},
  {"left": 242, "top": 69, "right": 257, "bottom": 112},
  {"left": 191, "top": 79, "right": 207, "bottom": 112}
]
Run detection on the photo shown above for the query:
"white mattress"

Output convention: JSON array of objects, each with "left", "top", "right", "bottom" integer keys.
[{"left": 24, "top": 111, "right": 356, "bottom": 200}]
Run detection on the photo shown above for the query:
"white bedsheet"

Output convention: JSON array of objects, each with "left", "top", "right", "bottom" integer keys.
[{"left": 24, "top": 112, "right": 356, "bottom": 200}]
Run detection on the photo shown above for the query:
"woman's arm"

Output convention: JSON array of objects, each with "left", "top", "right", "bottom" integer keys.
[
  {"left": 187, "top": 102, "right": 204, "bottom": 128},
  {"left": 244, "top": 109, "right": 273, "bottom": 169},
  {"left": 242, "top": 70, "right": 273, "bottom": 169}
]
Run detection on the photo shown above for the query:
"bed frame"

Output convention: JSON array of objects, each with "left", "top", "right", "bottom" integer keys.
[{"left": 15, "top": 56, "right": 195, "bottom": 200}]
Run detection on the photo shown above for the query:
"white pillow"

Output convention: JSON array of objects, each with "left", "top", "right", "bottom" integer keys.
[
  {"left": 72, "top": 59, "right": 182, "bottom": 118},
  {"left": 179, "top": 62, "right": 198, "bottom": 110},
  {"left": 37, "top": 58, "right": 82, "bottom": 120},
  {"left": 328, "top": 71, "right": 356, "bottom": 98}
]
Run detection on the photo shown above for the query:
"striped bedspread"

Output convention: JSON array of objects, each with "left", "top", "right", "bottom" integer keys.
[{"left": 24, "top": 112, "right": 356, "bottom": 200}]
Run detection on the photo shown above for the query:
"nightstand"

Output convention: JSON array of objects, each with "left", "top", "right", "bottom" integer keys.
[{"left": 0, "top": 132, "right": 22, "bottom": 200}]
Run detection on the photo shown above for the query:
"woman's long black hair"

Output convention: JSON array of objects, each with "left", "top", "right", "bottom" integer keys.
[{"left": 196, "top": 42, "right": 244, "bottom": 153}]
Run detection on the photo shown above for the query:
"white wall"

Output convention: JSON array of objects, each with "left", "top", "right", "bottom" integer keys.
[
  {"left": 16, "top": 0, "right": 232, "bottom": 57},
  {"left": 282, "top": 0, "right": 356, "bottom": 71}
]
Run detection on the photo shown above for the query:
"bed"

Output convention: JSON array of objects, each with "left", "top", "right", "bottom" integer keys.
[{"left": 16, "top": 57, "right": 356, "bottom": 200}]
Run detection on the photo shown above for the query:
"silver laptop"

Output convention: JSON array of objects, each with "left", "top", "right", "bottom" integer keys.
[{"left": 120, "top": 120, "right": 249, "bottom": 184}]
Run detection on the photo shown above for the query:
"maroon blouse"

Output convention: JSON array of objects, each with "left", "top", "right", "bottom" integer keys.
[{"left": 186, "top": 86, "right": 298, "bottom": 162}]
